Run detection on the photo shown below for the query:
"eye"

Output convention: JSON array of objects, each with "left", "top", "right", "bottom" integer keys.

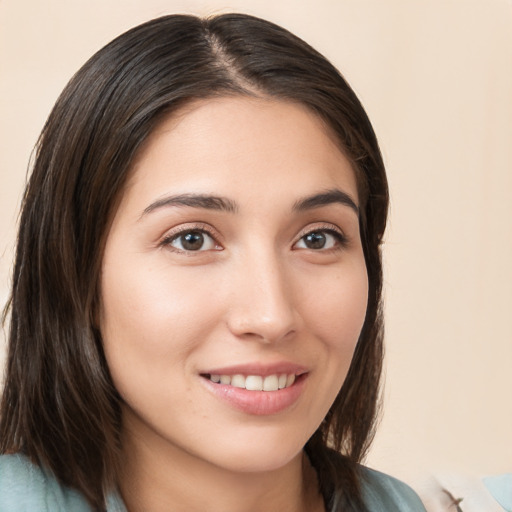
[
  {"left": 294, "top": 229, "right": 345, "bottom": 250},
  {"left": 164, "top": 229, "right": 220, "bottom": 252}
]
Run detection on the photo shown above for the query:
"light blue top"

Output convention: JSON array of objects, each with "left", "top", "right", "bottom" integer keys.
[
  {"left": 0, "top": 453, "right": 426, "bottom": 511},
  {"left": 0, "top": 454, "right": 126, "bottom": 512},
  {"left": 483, "top": 474, "right": 512, "bottom": 511}
]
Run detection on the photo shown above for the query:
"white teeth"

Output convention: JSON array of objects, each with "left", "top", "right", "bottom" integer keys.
[
  {"left": 245, "top": 375, "right": 263, "bottom": 391},
  {"left": 286, "top": 374, "right": 296, "bottom": 387},
  {"left": 231, "top": 374, "right": 245, "bottom": 388},
  {"left": 263, "top": 374, "right": 279, "bottom": 391},
  {"left": 220, "top": 375, "right": 231, "bottom": 385},
  {"left": 209, "top": 373, "right": 297, "bottom": 391}
]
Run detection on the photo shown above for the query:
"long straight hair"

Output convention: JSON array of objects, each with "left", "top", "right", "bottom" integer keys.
[{"left": 0, "top": 13, "right": 388, "bottom": 510}]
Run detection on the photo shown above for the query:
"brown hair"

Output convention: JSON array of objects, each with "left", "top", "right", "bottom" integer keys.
[{"left": 0, "top": 13, "right": 388, "bottom": 511}]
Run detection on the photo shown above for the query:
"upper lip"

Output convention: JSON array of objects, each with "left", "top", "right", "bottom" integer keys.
[{"left": 200, "top": 362, "right": 308, "bottom": 377}]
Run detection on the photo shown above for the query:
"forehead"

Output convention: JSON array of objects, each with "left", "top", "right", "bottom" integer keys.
[{"left": 122, "top": 96, "right": 359, "bottom": 211}]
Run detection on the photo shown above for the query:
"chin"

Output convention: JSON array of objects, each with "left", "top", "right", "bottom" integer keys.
[
  {"left": 198, "top": 427, "right": 309, "bottom": 474},
  {"left": 214, "top": 447, "right": 303, "bottom": 475}
]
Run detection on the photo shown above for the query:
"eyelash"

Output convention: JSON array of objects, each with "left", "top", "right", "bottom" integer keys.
[
  {"left": 159, "top": 223, "right": 221, "bottom": 254},
  {"left": 294, "top": 224, "right": 348, "bottom": 252},
  {"left": 159, "top": 223, "right": 348, "bottom": 254}
]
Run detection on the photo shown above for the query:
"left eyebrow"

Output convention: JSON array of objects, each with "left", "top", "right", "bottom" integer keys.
[
  {"left": 140, "top": 193, "right": 239, "bottom": 219},
  {"left": 292, "top": 188, "right": 359, "bottom": 215}
]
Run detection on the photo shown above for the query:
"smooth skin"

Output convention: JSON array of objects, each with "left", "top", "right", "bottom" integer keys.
[{"left": 100, "top": 96, "right": 369, "bottom": 512}]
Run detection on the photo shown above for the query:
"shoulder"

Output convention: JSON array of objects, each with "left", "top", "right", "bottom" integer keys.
[
  {"left": 314, "top": 449, "right": 426, "bottom": 511},
  {"left": 359, "top": 465, "right": 427, "bottom": 511},
  {"left": 0, "top": 453, "right": 92, "bottom": 512}
]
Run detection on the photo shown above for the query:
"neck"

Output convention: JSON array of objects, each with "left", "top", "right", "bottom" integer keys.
[{"left": 117, "top": 417, "right": 324, "bottom": 512}]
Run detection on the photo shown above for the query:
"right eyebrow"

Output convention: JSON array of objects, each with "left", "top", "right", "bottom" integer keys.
[
  {"left": 292, "top": 188, "right": 359, "bottom": 215},
  {"left": 139, "top": 193, "right": 239, "bottom": 220}
]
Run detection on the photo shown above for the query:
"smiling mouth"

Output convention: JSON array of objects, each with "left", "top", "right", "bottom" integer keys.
[{"left": 202, "top": 373, "right": 298, "bottom": 391}]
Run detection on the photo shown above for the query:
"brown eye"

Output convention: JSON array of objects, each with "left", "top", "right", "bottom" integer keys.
[
  {"left": 182, "top": 231, "right": 205, "bottom": 250},
  {"left": 295, "top": 229, "right": 344, "bottom": 250},
  {"left": 304, "top": 232, "right": 327, "bottom": 249},
  {"left": 167, "top": 230, "right": 217, "bottom": 252}
]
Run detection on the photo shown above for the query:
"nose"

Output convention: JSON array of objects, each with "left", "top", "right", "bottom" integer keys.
[{"left": 226, "top": 250, "right": 298, "bottom": 344}]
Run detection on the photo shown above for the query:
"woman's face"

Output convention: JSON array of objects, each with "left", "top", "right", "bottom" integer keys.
[{"left": 100, "top": 96, "right": 368, "bottom": 474}]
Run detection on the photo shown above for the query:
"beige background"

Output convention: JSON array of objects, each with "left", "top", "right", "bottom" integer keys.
[{"left": 1, "top": 0, "right": 511, "bottom": 492}]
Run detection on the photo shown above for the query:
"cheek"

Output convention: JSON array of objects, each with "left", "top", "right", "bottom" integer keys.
[
  {"left": 101, "top": 258, "right": 213, "bottom": 345},
  {"left": 307, "top": 261, "right": 369, "bottom": 352},
  {"left": 99, "top": 269, "right": 198, "bottom": 422},
  {"left": 295, "top": 260, "right": 368, "bottom": 431},
  {"left": 99, "top": 256, "right": 230, "bottom": 401},
  {"left": 303, "top": 258, "right": 369, "bottom": 411}
]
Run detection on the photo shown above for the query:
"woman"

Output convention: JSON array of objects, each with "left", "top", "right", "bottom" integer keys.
[{"left": 0, "top": 13, "right": 426, "bottom": 512}]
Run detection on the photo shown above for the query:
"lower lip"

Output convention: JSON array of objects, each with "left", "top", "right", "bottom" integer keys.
[{"left": 201, "top": 375, "right": 307, "bottom": 416}]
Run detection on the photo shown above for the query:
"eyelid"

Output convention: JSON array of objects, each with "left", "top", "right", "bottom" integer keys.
[
  {"left": 293, "top": 222, "right": 348, "bottom": 249},
  {"left": 158, "top": 222, "right": 223, "bottom": 252}
]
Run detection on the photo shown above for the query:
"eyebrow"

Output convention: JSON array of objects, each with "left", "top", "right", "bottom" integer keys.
[
  {"left": 293, "top": 189, "right": 359, "bottom": 215},
  {"left": 141, "top": 193, "right": 238, "bottom": 218},
  {"left": 140, "top": 188, "right": 358, "bottom": 219}
]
